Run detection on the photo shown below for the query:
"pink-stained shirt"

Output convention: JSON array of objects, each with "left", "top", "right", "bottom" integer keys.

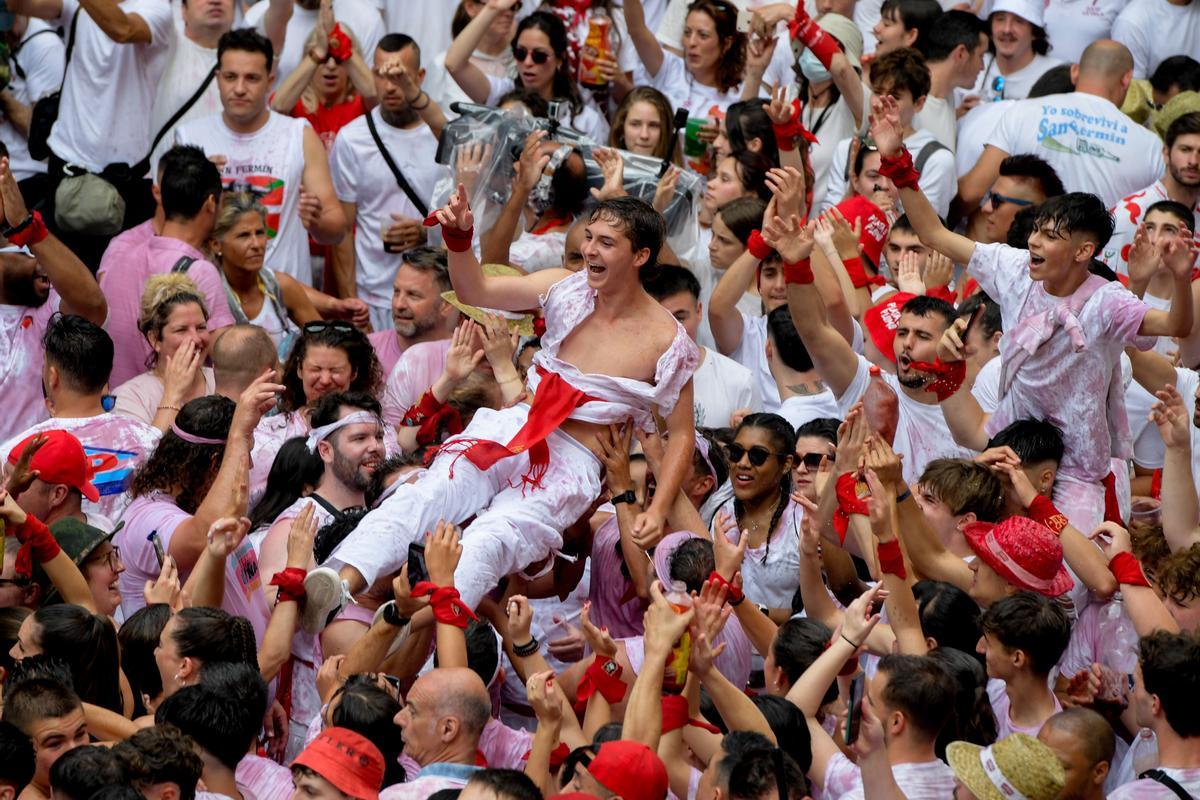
[
  {"left": 381, "top": 338, "right": 451, "bottom": 427},
  {"left": 0, "top": 412, "right": 161, "bottom": 522},
  {"left": 1110, "top": 769, "right": 1200, "bottom": 800},
  {"left": 821, "top": 752, "right": 956, "bottom": 800},
  {"left": 368, "top": 329, "right": 404, "bottom": 378},
  {"left": 98, "top": 231, "right": 236, "bottom": 387},
  {"left": 379, "top": 764, "right": 481, "bottom": 800},
  {"left": 112, "top": 368, "right": 216, "bottom": 425},
  {"left": 714, "top": 498, "right": 804, "bottom": 610},
  {"left": 987, "top": 677, "right": 1062, "bottom": 740},
  {"left": 236, "top": 754, "right": 294, "bottom": 800},
  {"left": 972, "top": 242, "right": 1153, "bottom": 483},
  {"left": 0, "top": 292, "right": 60, "bottom": 442},
  {"left": 587, "top": 515, "right": 646, "bottom": 639},
  {"left": 479, "top": 717, "right": 534, "bottom": 770},
  {"left": 116, "top": 493, "right": 272, "bottom": 640}
]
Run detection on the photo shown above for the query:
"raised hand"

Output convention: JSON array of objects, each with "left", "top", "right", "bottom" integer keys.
[
  {"left": 1160, "top": 232, "right": 1199, "bottom": 279},
  {"left": 936, "top": 316, "right": 969, "bottom": 363},
  {"left": 823, "top": 207, "right": 862, "bottom": 258},
  {"left": 5, "top": 434, "right": 45, "bottom": 497},
  {"left": 766, "top": 83, "right": 794, "bottom": 125},
  {"left": 506, "top": 594, "right": 534, "bottom": 644},
  {"left": 161, "top": 339, "right": 203, "bottom": 408},
  {"left": 834, "top": 403, "right": 868, "bottom": 476},
  {"left": 515, "top": 130, "right": 551, "bottom": 194},
  {"left": 1150, "top": 384, "right": 1191, "bottom": 450},
  {"left": 1126, "top": 224, "right": 1159, "bottom": 288},
  {"left": 0, "top": 157, "right": 29, "bottom": 229},
  {"left": 286, "top": 502, "right": 319, "bottom": 569},
  {"left": 653, "top": 166, "right": 681, "bottom": 214},
  {"left": 712, "top": 511, "right": 748, "bottom": 580},
  {"left": 590, "top": 147, "right": 627, "bottom": 201},
  {"left": 392, "top": 562, "right": 428, "bottom": 618},
  {"left": 761, "top": 213, "right": 816, "bottom": 264},
  {"left": 643, "top": 580, "right": 694, "bottom": 657},
  {"left": 206, "top": 516, "right": 252, "bottom": 560},
  {"left": 434, "top": 183, "right": 475, "bottom": 231},
  {"left": 766, "top": 166, "right": 806, "bottom": 222},
  {"left": 443, "top": 320, "right": 485, "bottom": 382},
  {"left": 595, "top": 421, "right": 635, "bottom": 494},
  {"left": 841, "top": 582, "right": 887, "bottom": 648},
  {"left": 454, "top": 140, "right": 491, "bottom": 196},
  {"left": 895, "top": 250, "right": 926, "bottom": 295},
  {"left": 233, "top": 369, "right": 285, "bottom": 437},
  {"left": 923, "top": 250, "right": 954, "bottom": 291},
  {"left": 580, "top": 600, "right": 618, "bottom": 659},
  {"left": 143, "top": 555, "right": 183, "bottom": 608},
  {"left": 425, "top": 519, "right": 463, "bottom": 586},
  {"left": 526, "top": 670, "right": 564, "bottom": 725},
  {"left": 868, "top": 95, "right": 905, "bottom": 159}
]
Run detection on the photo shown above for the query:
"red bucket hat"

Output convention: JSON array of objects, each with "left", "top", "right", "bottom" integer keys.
[
  {"left": 291, "top": 727, "right": 384, "bottom": 800},
  {"left": 862, "top": 292, "right": 917, "bottom": 362},
  {"left": 963, "top": 516, "right": 1074, "bottom": 597},
  {"left": 835, "top": 194, "right": 889, "bottom": 268}
]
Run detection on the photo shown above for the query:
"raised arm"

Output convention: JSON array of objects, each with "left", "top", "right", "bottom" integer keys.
[
  {"left": 272, "top": 17, "right": 332, "bottom": 114},
  {"left": 622, "top": 581, "right": 693, "bottom": 748},
  {"left": 635, "top": 380, "right": 697, "bottom": 547},
  {"left": 480, "top": 130, "right": 547, "bottom": 266},
  {"left": 258, "top": 505, "right": 317, "bottom": 681},
  {"left": 621, "top": 0, "right": 664, "bottom": 79},
  {"left": 870, "top": 96, "right": 976, "bottom": 265},
  {"left": 788, "top": 4, "right": 865, "bottom": 128},
  {"left": 1138, "top": 233, "right": 1197, "bottom": 338},
  {"left": 261, "top": 0, "right": 293, "bottom": 59},
  {"left": 1149, "top": 385, "right": 1200, "bottom": 551},
  {"left": 300, "top": 127, "right": 348, "bottom": 245},
  {"left": 78, "top": 0, "right": 155, "bottom": 44},
  {"left": 708, "top": 248, "right": 761, "bottom": 356},
  {"left": 444, "top": 0, "right": 519, "bottom": 103},
  {"left": 933, "top": 317, "right": 991, "bottom": 450}
]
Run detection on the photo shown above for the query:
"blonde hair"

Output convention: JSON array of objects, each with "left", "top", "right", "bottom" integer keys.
[
  {"left": 211, "top": 192, "right": 268, "bottom": 261},
  {"left": 138, "top": 274, "right": 209, "bottom": 341}
]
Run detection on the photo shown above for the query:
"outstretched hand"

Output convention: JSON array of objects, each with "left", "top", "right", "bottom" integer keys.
[
  {"left": 868, "top": 95, "right": 905, "bottom": 159},
  {"left": 1150, "top": 384, "right": 1191, "bottom": 450},
  {"left": 433, "top": 183, "right": 475, "bottom": 231},
  {"left": 761, "top": 213, "right": 816, "bottom": 263}
]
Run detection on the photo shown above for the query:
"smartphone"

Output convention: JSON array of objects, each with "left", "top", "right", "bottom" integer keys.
[
  {"left": 736, "top": 7, "right": 753, "bottom": 32},
  {"left": 406, "top": 541, "right": 428, "bottom": 586},
  {"left": 148, "top": 530, "right": 165, "bottom": 568},
  {"left": 844, "top": 675, "right": 865, "bottom": 746},
  {"left": 965, "top": 299, "right": 985, "bottom": 335}
]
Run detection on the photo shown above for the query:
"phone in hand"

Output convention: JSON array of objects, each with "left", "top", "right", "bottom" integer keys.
[
  {"left": 406, "top": 541, "right": 428, "bottom": 586},
  {"left": 844, "top": 675, "right": 865, "bottom": 746},
  {"left": 148, "top": 530, "right": 165, "bottom": 568}
]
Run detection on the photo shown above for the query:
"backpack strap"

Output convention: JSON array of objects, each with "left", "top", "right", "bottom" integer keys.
[
  {"left": 10, "top": 28, "right": 58, "bottom": 81},
  {"left": 170, "top": 256, "right": 196, "bottom": 274},
  {"left": 913, "top": 139, "right": 949, "bottom": 174},
  {"left": 1139, "top": 770, "right": 1196, "bottom": 800},
  {"left": 365, "top": 111, "right": 430, "bottom": 218}
]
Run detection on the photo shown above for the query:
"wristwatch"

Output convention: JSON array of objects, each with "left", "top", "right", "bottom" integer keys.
[
  {"left": 611, "top": 490, "right": 637, "bottom": 506},
  {"left": 380, "top": 601, "right": 409, "bottom": 628}
]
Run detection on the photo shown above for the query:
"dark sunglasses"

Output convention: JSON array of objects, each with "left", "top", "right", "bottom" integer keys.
[
  {"left": 983, "top": 190, "right": 1034, "bottom": 209},
  {"left": 991, "top": 75, "right": 1005, "bottom": 99},
  {"left": 794, "top": 452, "right": 827, "bottom": 470},
  {"left": 512, "top": 45, "right": 551, "bottom": 65},
  {"left": 303, "top": 320, "right": 356, "bottom": 335},
  {"left": 726, "top": 443, "right": 788, "bottom": 467}
]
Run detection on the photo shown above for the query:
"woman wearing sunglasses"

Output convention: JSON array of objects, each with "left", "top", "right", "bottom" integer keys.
[
  {"left": 714, "top": 412, "right": 802, "bottom": 622},
  {"left": 445, "top": 2, "right": 611, "bottom": 142}
]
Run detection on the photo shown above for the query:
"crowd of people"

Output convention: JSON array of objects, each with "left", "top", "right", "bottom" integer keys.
[{"left": 2, "top": 0, "right": 1200, "bottom": 797}]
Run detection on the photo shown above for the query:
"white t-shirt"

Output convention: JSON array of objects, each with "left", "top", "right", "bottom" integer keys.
[
  {"left": 731, "top": 312, "right": 781, "bottom": 412},
  {"left": 425, "top": 48, "right": 512, "bottom": 119},
  {"left": 779, "top": 392, "right": 842, "bottom": 431},
  {"left": 646, "top": 50, "right": 750, "bottom": 172},
  {"left": 47, "top": 0, "right": 174, "bottom": 171},
  {"left": 1110, "top": 768, "right": 1200, "bottom": 800},
  {"left": 1111, "top": 0, "right": 1200, "bottom": 78},
  {"left": 806, "top": 86, "right": 871, "bottom": 211},
  {"left": 1126, "top": 379, "right": 1166, "bottom": 469},
  {"left": 381, "top": 0, "right": 455, "bottom": 64},
  {"left": 4, "top": 20, "right": 64, "bottom": 180},
  {"left": 244, "top": 0, "right": 384, "bottom": 90},
  {"left": 713, "top": 499, "right": 804, "bottom": 610},
  {"left": 913, "top": 95, "right": 957, "bottom": 153},
  {"left": 1102, "top": 180, "right": 1200, "bottom": 277},
  {"left": 0, "top": 295, "right": 60, "bottom": 443},
  {"left": 175, "top": 111, "right": 313, "bottom": 285},
  {"left": 1167, "top": 367, "right": 1200, "bottom": 504},
  {"left": 820, "top": 128, "right": 956, "bottom": 218},
  {"left": 693, "top": 347, "right": 758, "bottom": 428},
  {"left": 329, "top": 111, "right": 446, "bottom": 310},
  {"left": 149, "top": 32, "right": 222, "bottom": 178},
  {"left": 969, "top": 53, "right": 1064, "bottom": 103},
  {"left": 509, "top": 230, "right": 568, "bottom": 273},
  {"left": 985, "top": 92, "right": 1166, "bottom": 208},
  {"left": 1044, "top": 0, "right": 1130, "bottom": 63},
  {"left": 823, "top": 752, "right": 957, "bottom": 800},
  {"left": 955, "top": 100, "right": 1011, "bottom": 179}
]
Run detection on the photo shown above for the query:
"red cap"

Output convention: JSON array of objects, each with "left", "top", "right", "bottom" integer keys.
[
  {"left": 963, "top": 516, "right": 1074, "bottom": 597},
  {"left": 587, "top": 740, "right": 669, "bottom": 800},
  {"left": 862, "top": 292, "right": 917, "bottom": 362},
  {"left": 836, "top": 194, "right": 889, "bottom": 268},
  {"left": 291, "top": 727, "right": 384, "bottom": 800},
  {"left": 7, "top": 430, "right": 99, "bottom": 502}
]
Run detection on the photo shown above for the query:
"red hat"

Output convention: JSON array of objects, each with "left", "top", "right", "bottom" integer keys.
[
  {"left": 836, "top": 194, "right": 890, "bottom": 268},
  {"left": 862, "top": 292, "right": 917, "bottom": 362},
  {"left": 7, "top": 430, "right": 99, "bottom": 503},
  {"left": 587, "top": 740, "right": 669, "bottom": 800},
  {"left": 291, "top": 727, "right": 384, "bottom": 800},
  {"left": 963, "top": 517, "right": 1074, "bottom": 597}
]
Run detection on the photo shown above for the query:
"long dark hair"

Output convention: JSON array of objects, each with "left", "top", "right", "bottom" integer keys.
[
  {"left": 280, "top": 324, "right": 383, "bottom": 414},
  {"left": 610, "top": 87, "right": 675, "bottom": 160},
  {"left": 514, "top": 12, "right": 583, "bottom": 116},
  {"left": 33, "top": 605, "right": 122, "bottom": 713},
  {"left": 725, "top": 99, "right": 781, "bottom": 166},
  {"left": 926, "top": 647, "right": 998, "bottom": 757},
  {"left": 247, "top": 436, "right": 322, "bottom": 531},
  {"left": 171, "top": 607, "right": 258, "bottom": 668},
  {"left": 130, "top": 396, "right": 235, "bottom": 513},
  {"left": 331, "top": 675, "right": 406, "bottom": 786},
  {"left": 732, "top": 413, "right": 796, "bottom": 563},
  {"left": 119, "top": 604, "right": 173, "bottom": 717}
]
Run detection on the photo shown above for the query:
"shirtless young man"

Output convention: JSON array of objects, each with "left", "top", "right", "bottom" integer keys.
[{"left": 302, "top": 189, "right": 699, "bottom": 626}]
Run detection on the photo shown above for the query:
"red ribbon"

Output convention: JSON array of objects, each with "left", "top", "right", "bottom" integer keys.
[
  {"left": 5, "top": 211, "right": 49, "bottom": 248},
  {"left": 13, "top": 515, "right": 60, "bottom": 579},
  {"left": 410, "top": 581, "right": 478, "bottom": 627},
  {"left": 747, "top": 229, "right": 774, "bottom": 261},
  {"left": 784, "top": 258, "right": 814, "bottom": 285},
  {"left": 906, "top": 358, "right": 966, "bottom": 402},
  {"left": 327, "top": 24, "right": 353, "bottom": 63},
  {"left": 877, "top": 539, "right": 906, "bottom": 579},
  {"left": 832, "top": 472, "right": 869, "bottom": 545},
  {"left": 878, "top": 149, "right": 921, "bottom": 191},
  {"left": 269, "top": 567, "right": 307, "bottom": 603},
  {"left": 573, "top": 655, "right": 627, "bottom": 714},
  {"left": 1027, "top": 495, "right": 1068, "bottom": 535},
  {"left": 707, "top": 570, "right": 743, "bottom": 604},
  {"left": 661, "top": 694, "right": 721, "bottom": 734},
  {"left": 1109, "top": 552, "right": 1150, "bottom": 588},
  {"left": 1101, "top": 472, "right": 1123, "bottom": 526},
  {"left": 772, "top": 99, "right": 820, "bottom": 150}
]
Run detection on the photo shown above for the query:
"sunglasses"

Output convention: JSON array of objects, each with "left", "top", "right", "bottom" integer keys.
[
  {"left": 794, "top": 452, "right": 827, "bottom": 470},
  {"left": 512, "top": 45, "right": 551, "bottom": 65},
  {"left": 726, "top": 443, "right": 788, "bottom": 467},
  {"left": 991, "top": 75, "right": 1005, "bottom": 99},
  {"left": 983, "top": 190, "right": 1034, "bottom": 209},
  {"left": 303, "top": 320, "right": 356, "bottom": 335}
]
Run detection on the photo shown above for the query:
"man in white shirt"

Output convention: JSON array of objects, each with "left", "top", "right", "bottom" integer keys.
[
  {"left": 959, "top": 40, "right": 1165, "bottom": 210},
  {"left": 1111, "top": 0, "right": 1200, "bottom": 79},
  {"left": 329, "top": 33, "right": 449, "bottom": 332},
  {"left": 1104, "top": 112, "right": 1200, "bottom": 275},
  {"left": 970, "top": 154, "right": 1064, "bottom": 246},
  {"left": 969, "top": 0, "right": 1063, "bottom": 103},
  {"left": 175, "top": 28, "right": 346, "bottom": 287},
  {"left": 644, "top": 264, "right": 758, "bottom": 428},
  {"left": 1, "top": 16, "right": 64, "bottom": 210},
  {"left": 244, "top": 0, "right": 383, "bottom": 90},
  {"left": 913, "top": 11, "right": 987, "bottom": 152}
]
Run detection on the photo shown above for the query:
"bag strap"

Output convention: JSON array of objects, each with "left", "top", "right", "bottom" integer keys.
[
  {"left": 170, "top": 256, "right": 196, "bottom": 274},
  {"left": 307, "top": 492, "right": 346, "bottom": 521},
  {"left": 913, "top": 139, "right": 949, "bottom": 174},
  {"left": 132, "top": 66, "right": 217, "bottom": 177},
  {"left": 365, "top": 111, "right": 429, "bottom": 218},
  {"left": 11, "top": 28, "right": 58, "bottom": 81},
  {"left": 1139, "top": 770, "right": 1196, "bottom": 800},
  {"left": 57, "top": 8, "right": 80, "bottom": 93}
]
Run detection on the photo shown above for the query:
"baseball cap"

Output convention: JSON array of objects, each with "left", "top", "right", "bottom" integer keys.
[
  {"left": 862, "top": 292, "right": 917, "bottom": 363},
  {"left": 34, "top": 518, "right": 124, "bottom": 604},
  {"left": 587, "top": 740, "right": 669, "bottom": 800},
  {"left": 291, "top": 727, "right": 384, "bottom": 800},
  {"left": 988, "top": 0, "right": 1044, "bottom": 29},
  {"left": 7, "top": 430, "right": 99, "bottom": 502},
  {"left": 947, "top": 734, "right": 1065, "bottom": 800},
  {"left": 962, "top": 516, "right": 1074, "bottom": 597},
  {"left": 836, "top": 194, "right": 889, "bottom": 269}
]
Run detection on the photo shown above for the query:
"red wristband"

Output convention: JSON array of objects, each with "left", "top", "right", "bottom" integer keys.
[
  {"left": 410, "top": 581, "right": 478, "bottom": 628},
  {"left": 441, "top": 225, "right": 474, "bottom": 253},
  {"left": 5, "top": 211, "right": 49, "bottom": 248},
  {"left": 877, "top": 539, "right": 906, "bottom": 579},
  {"left": 707, "top": 570, "right": 744, "bottom": 604},
  {"left": 1109, "top": 551, "right": 1150, "bottom": 587},
  {"left": 661, "top": 694, "right": 721, "bottom": 734},
  {"left": 788, "top": 8, "right": 840, "bottom": 69},
  {"left": 327, "top": 24, "right": 353, "bottom": 63},
  {"left": 13, "top": 515, "right": 60, "bottom": 578},
  {"left": 772, "top": 99, "right": 820, "bottom": 151},
  {"left": 878, "top": 149, "right": 921, "bottom": 191},
  {"left": 832, "top": 472, "right": 869, "bottom": 545},
  {"left": 784, "top": 258, "right": 814, "bottom": 285},
  {"left": 573, "top": 655, "right": 627, "bottom": 713},
  {"left": 1027, "top": 495, "right": 1069, "bottom": 535},
  {"left": 269, "top": 567, "right": 307, "bottom": 603},
  {"left": 842, "top": 256, "right": 883, "bottom": 289},
  {"left": 747, "top": 229, "right": 774, "bottom": 261}
]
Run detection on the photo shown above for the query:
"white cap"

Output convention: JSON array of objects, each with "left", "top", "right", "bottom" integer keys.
[{"left": 989, "top": 0, "right": 1044, "bottom": 29}]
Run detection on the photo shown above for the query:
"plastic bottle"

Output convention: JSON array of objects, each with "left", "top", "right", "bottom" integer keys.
[
  {"left": 1099, "top": 596, "right": 1140, "bottom": 675},
  {"left": 578, "top": 9, "right": 612, "bottom": 90},
  {"left": 1131, "top": 728, "right": 1159, "bottom": 776},
  {"left": 863, "top": 366, "right": 899, "bottom": 445},
  {"left": 662, "top": 581, "right": 693, "bottom": 694}
]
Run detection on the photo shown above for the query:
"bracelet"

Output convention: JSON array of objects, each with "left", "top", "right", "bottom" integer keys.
[
  {"left": 157, "top": 404, "right": 181, "bottom": 412},
  {"left": 410, "top": 91, "right": 430, "bottom": 111},
  {"left": 4, "top": 210, "right": 48, "bottom": 248},
  {"left": 513, "top": 637, "right": 540, "bottom": 657},
  {"left": 3, "top": 212, "right": 34, "bottom": 237},
  {"left": 841, "top": 633, "right": 860, "bottom": 649},
  {"left": 895, "top": 487, "right": 911, "bottom": 503},
  {"left": 783, "top": 258, "right": 814, "bottom": 285},
  {"left": 1027, "top": 494, "right": 1069, "bottom": 535}
]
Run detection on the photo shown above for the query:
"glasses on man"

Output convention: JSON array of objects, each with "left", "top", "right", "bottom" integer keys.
[
  {"left": 512, "top": 45, "right": 551, "bottom": 65},
  {"left": 725, "top": 443, "right": 788, "bottom": 467},
  {"left": 982, "top": 190, "right": 1034, "bottom": 209}
]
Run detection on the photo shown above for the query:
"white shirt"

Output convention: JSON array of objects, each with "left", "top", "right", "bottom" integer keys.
[
  {"left": 149, "top": 32, "right": 223, "bottom": 177},
  {"left": 329, "top": 111, "right": 446, "bottom": 309},
  {"left": 779, "top": 391, "right": 842, "bottom": 431},
  {"left": 1102, "top": 180, "right": 1200, "bottom": 277},
  {"left": 731, "top": 312, "right": 782, "bottom": 412},
  {"left": 175, "top": 111, "right": 313, "bottom": 285},
  {"left": 244, "top": 0, "right": 384, "bottom": 91},
  {"left": 1167, "top": 367, "right": 1200, "bottom": 504},
  {"left": 1110, "top": 768, "right": 1200, "bottom": 800},
  {"left": 381, "top": 0, "right": 455, "bottom": 64},
  {"left": 913, "top": 95, "right": 957, "bottom": 152},
  {"left": 483, "top": 73, "right": 610, "bottom": 143},
  {"left": 823, "top": 752, "right": 957, "bottom": 800},
  {"left": 425, "top": 47, "right": 512, "bottom": 119},
  {"left": 693, "top": 347, "right": 758, "bottom": 428},
  {"left": 4, "top": 20, "right": 64, "bottom": 180},
  {"left": 645, "top": 51, "right": 753, "bottom": 172},
  {"left": 985, "top": 92, "right": 1166, "bottom": 208},
  {"left": 1111, "top": 0, "right": 1200, "bottom": 78},
  {"left": 820, "top": 128, "right": 956, "bottom": 218},
  {"left": 969, "top": 53, "right": 1064, "bottom": 103},
  {"left": 987, "top": 678, "right": 1063, "bottom": 739},
  {"left": 955, "top": 100, "right": 1011, "bottom": 179},
  {"left": 47, "top": 0, "right": 174, "bottom": 171},
  {"left": 805, "top": 85, "right": 872, "bottom": 210},
  {"left": 1045, "top": 0, "right": 1130, "bottom": 63}
]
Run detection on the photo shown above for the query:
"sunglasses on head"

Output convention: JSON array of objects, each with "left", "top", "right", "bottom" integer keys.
[
  {"left": 794, "top": 452, "right": 826, "bottom": 470},
  {"left": 512, "top": 45, "right": 551, "bottom": 64},
  {"left": 726, "top": 443, "right": 787, "bottom": 467},
  {"left": 303, "top": 320, "right": 356, "bottom": 335}
]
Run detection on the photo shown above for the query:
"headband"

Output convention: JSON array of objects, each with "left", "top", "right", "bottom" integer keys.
[
  {"left": 305, "top": 410, "right": 383, "bottom": 453},
  {"left": 170, "top": 422, "right": 226, "bottom": 446},
  {"left": 979, "top": 745, "right": 1031, "bottom": 800},
  {"left": 695, "top": 433, "right": 718, "bottom": 481}
]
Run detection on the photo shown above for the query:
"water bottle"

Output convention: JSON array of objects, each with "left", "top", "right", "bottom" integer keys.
[{"left": 662, "top": 581, "right": 693, "bottom": 695}]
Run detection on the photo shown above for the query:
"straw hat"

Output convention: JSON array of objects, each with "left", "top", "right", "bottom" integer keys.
[
  {"left": 947, "top": 734, "right": 1065, "bottom": 800},
  {"left": 440, "top": 264, "right": 536, "bottom": 337},
  {"left": 1153, "top": 92, "right": 1200, "bottom": 142}
]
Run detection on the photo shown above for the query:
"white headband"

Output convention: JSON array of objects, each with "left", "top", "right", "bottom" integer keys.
[
  {"left": 979, "top": 745, "right": 1030, "bottom": 800},
  {"left": 305, "top": 410, "right": 382, "bottom": 453},
  {"left": 0, "top": 245, "right": 33, "bottom": 256}
]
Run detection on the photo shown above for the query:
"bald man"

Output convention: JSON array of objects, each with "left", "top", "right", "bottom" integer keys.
[
  {"left": 383, "top": 668, "right": 491, "bottom": 800},
  {"left": 211, "top": 324, "right": 281, "bottom": 400},
  {"left": 959, "top": 39, "right": 1165, "bottom": 208},
  {"left": 1037, "top": 709, "right": 1114, "bottom": 800}
]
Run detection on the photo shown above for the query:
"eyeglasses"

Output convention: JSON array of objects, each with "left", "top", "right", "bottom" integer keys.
[
  {"left": 303, "top": 320, "right": 356, "bottom": 335},
  {"left": 982, "top": 190, "right": 1034, "bottom": 209},
  {"left": 725, "top": 443, "right": 788, "bottom": 467},
  {"left": 794, "top": 452, "right": 827, "bottom": 470},
  {"left": 512, "top": 45, "right": 551, "bottom": 65},
  {"left": 88, "top": 545, "right": 122, "bottom": 572},
  {"left": 991, "top": 75, "right": 1005, "bottom": 100}
]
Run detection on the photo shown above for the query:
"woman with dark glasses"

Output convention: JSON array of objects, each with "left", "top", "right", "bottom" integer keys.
[
  {"left": 714, "top": 413, "right": 802, "bottom": 622},
  {"left": 792, "top": 417, "right": 839, "bottom": 503}
]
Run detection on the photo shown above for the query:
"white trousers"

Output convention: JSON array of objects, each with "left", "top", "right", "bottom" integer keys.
[{"left": 329, "top": 406, "right": 603, "bottom": 607}]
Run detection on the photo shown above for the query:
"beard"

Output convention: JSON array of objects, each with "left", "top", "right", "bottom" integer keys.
[
  {"left": 393, "top": 312, "right": 436, "bottom": 339},
  {"left": 331, "top": 448, "right": 374, "bottom": 492},
  {"left": 896, "top": 372, "right": 928, "bottom": 390},
  {"left": 1170, "top": 162, "right": 1200, "bottom": 188}
]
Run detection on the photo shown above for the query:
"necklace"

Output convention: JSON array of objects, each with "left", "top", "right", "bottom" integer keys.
[{"left": 740, "top": 496, "right": 781, "bottom": 535}]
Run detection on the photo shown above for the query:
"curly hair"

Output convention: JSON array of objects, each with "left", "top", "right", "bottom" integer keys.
[
  {"left": 1157, "top": 543, "right": 1200, "bottom": 607},
  {"left": 279, "top": 324, "right": 383, "bottom": 413},
  {"left": 129, "top": 396, "right": 235, "bottom": 513},
  {"left": 686, "top": 0, "right": 747, "bottom": 94},
  {"left": 139, "top": 274, "right": 209, "bottom": 370}
]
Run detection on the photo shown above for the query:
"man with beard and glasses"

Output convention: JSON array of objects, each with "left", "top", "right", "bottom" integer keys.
[
  {"left": 1104, "top": 112, "right": 1200, "bottom": 277},
  {"left": 366, "top": 247, "right": 459, "bottom": 377},
  {"left": 330, "top": 34, "right": 451, "bottom": 334},
  {"left": 0, "top": 149, "right": 107, "bottom": 444}
]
